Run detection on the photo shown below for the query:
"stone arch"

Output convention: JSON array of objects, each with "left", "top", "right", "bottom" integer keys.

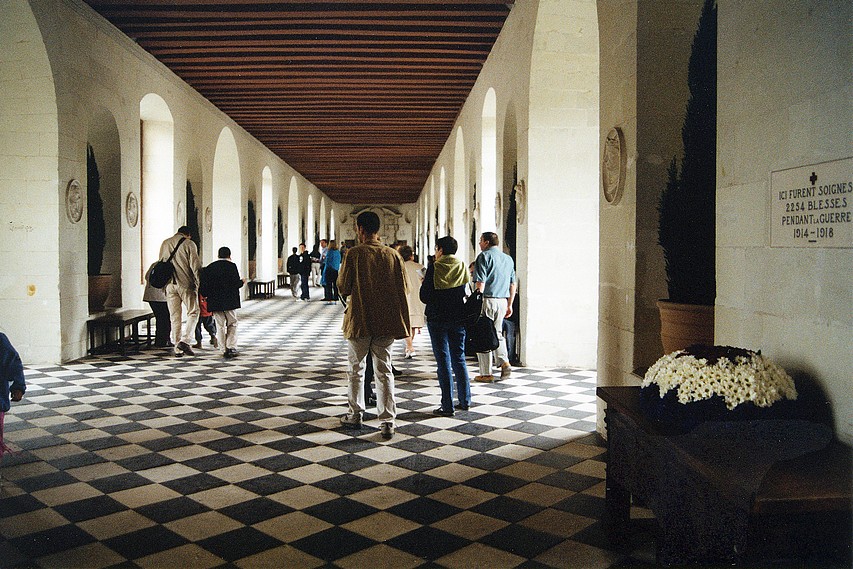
[
  {"left": 306, "top": 194, "right": 315, "bottom": 246},
  {"left": 246, "top": 186, "right": 257, "bottom": 279},
  {"left": 0, "top": 0, "right": 61, "bottom": 362},
  {"left": 287, "top": 177, "right": 300, "bottom": 253},
  {"left": 453, "top": 127, "right": 468, "bottom": 262},
  {"left": 140, "top": 93, "right": 174, "bottom": 270},
  {"left": 525, "top": 0, "right": 600, "bottom": 367},
  {"left": 259, "top": 166, "right": 274, "bottom": 280},
  {"left": 428, "top": 175, "right": 436, "bottom": 252},
  {"left": 438, "top": 167, "right": 447, "bottom": 236},
  {"left": 480, "top": 87, "right": 498, "bottom": 233},
  {"left": 212, "top": 127, "right": 242, "bottom": 272},
  {"left": 186, "top": 156, "right": 205, "bottom": 259},
  {"left": 87, "top": 106, "right": 123, "bottom": 309},
  {"left": 502, "top": 101, "right": 519, "bottom": 259},
  {"left": 319, "top": 196, "right": 327, "bottom": 241}
]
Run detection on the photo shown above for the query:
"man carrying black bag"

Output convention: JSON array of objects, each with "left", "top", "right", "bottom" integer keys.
[
  {"left": 472, "top": 232, "right": 516, "bottom": 383},
  {"left": 157, "top": 226, "right": 201, "bottom": 357}
]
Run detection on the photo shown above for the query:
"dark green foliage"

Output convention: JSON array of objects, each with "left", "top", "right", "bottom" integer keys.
[
  {"left": 277, "top": 206, "right": 284, "bottom": 258},
  {"left": 247, "top": 200, "right": 257, "bottom": 261},
  {"left": 186, "top": 181, "right": 200, "bottom": 249},
  {"left": 87, "top": 145, "right": 106, "bottom": 276},
  {"left": 658, "top": 0, "right": 717, "bottom": 305}
]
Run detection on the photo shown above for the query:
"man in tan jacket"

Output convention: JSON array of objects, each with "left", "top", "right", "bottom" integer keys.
[
  {"left": 158, "top": 226, "right": 201, "bottom": 357},
  {"left": 337, "top": 211, "right": 410, "bottom": 439}
]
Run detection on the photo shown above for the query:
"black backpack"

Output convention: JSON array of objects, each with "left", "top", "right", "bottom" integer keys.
[{"left": 149, "top": 239, "right": 185, "bottom": 289}]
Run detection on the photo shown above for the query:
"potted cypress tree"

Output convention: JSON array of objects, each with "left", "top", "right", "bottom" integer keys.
[
  {"left": 87, "top": 145, "right": 111, "bottom": 312},
  {"left": 657, "top": 0, "right": 717, "bottom": 353}
]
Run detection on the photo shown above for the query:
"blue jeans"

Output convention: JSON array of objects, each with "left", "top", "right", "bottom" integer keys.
[{"left": 427, "top": 320, "right": 471, "bottom": 411}]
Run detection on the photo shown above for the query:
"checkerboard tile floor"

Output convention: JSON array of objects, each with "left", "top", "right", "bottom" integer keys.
[{"left": 0, "top": 288, "right": 656, "bottom": 568}]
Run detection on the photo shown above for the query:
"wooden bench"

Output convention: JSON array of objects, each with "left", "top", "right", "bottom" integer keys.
[
  {"left": 598, "top": 386, "right": 851, "bottom": 565},
  {"left": 87, "top": 309, "right": 155, "bottom": 355},
  {"left": 277, "top": 273, "right": 289, "bottom": 288},
  {"left": 247, "top": 279, "right": 275, "bottom": 299}
]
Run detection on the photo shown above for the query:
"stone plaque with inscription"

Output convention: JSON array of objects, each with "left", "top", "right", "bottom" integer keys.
[{"left": 770, "top": 157, "right": 851, "bottom": 248}]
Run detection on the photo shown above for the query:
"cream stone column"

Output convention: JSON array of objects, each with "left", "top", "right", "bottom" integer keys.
[
  {"left": 597, "top": 0, "right": 702, "bottom": 409},
  {"left": 524, "top": 0, "right": 600, "bottom": 368}
]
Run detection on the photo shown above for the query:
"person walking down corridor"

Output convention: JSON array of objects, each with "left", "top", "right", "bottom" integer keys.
[
  {"left": 337, "top": 211, "right": 410, "bottom": 439},
  {"left": 158, "top": 226, "right": 201, "bottom": 357},
  {"left": 472, "top": 232, "right": 516, "bottom": 383},
  {"left": 400, "top": 245, "right": 425, "bottom": 358},
  {"left": 286, "top": 247, "right": 301, "bottom": 298},
  {"left": 143, "top": 261, "right": 171, "bottom": 347},
  {"left": 419, "top": 236, "right": 471, "bottom": 416},
  {"left": 322, "top": 240, "right": 342, "bottom": 303},
  {"left": 200, "top": 247, "right": 246, "bottom": 359},
  {"left": 298, "top": 243, "right": 312, "bottom": 301}
]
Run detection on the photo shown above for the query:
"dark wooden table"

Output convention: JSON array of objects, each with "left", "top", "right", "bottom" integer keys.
[
  {"left": 276, "top": 273, "right": 289, "bottom": 288},
  {"left": 597, "top": 386, "right": 851, "bottom": 565},
  {"left": 87, "top": 309, "right": 154, "bottom": 355},
  {"left": 248, "top": 279, "right": 275, "bottom": 299}
]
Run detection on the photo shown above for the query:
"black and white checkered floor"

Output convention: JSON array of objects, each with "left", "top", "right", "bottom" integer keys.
[{"left": 0, "top": 288, "right": 656, "bottom": 568}]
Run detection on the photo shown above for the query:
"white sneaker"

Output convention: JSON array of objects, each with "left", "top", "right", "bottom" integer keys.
[{"left": 404, "top": 351, "right": 415, "bottom": 359}]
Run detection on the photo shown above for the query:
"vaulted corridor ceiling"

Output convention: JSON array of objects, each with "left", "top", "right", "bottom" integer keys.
[{"left": 83, "top": 1, "right": 515, "bottom": 204}]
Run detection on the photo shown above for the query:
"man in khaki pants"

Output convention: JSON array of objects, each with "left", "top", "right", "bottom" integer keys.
[
  {"left": 337, "top": 212, "right": 410, "bottom": 439},
  {"left": 158, "top": 226, "right": 201, "bottom": 357},
  {"left": 472, "top": 232, "right": 516, "bottom": 382}
]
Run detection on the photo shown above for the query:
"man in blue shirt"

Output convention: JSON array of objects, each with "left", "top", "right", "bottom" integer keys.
[{"left": 472, "top": 232, "right": 516, "bottom": 382}]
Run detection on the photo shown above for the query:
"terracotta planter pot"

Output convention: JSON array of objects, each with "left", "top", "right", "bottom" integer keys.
[
  {"left": 88, "top": 274, "right": 112, "bottom": 313},
  {"left": 657, "top": 300, "right": 714, "bottom": 354}
]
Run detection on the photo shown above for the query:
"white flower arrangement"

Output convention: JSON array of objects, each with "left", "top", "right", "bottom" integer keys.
[{"left": 642, "top": 346, "right": 797, "bottom": 410}]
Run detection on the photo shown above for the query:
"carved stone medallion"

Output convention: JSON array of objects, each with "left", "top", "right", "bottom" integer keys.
[
  {"left": 602, "top": 127, "right": 626, "bottom": 205},
  {"left": 65, "top": 179, "right": 83, "bottom": 223},
  {"left": 125, "top": 192, "right": 139, "bottom": 228}
]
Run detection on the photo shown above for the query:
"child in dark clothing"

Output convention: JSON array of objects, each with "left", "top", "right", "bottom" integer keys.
[
  {"left": 194, "top": 295, "right": 218, "bottom": 349},
  {"left": 1, "top": 332, "right": 26, "bottom": 458}
]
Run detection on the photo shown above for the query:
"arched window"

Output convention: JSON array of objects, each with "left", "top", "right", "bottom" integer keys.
[
  {"left": 140, "top": 94, "right": 174, "bottom": 269},
  {"left": 480, "top": 87, "right": 497, "bottom": 233}
]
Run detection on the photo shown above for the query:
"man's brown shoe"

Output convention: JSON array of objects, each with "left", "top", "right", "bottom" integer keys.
[
  {"left": 500, "top": 362, "right": 512, "bottom": 380},
  {"left": 474, "top": 375, "right": 495, "bottom": 383},
  {"left": 177, "top": 341, "right": 195, "bottom": 356}
]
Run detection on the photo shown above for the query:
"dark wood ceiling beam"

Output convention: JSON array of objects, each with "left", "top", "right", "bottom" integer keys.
[
  {"left": 138, "top": 41, "right": 495, "bottom": 52},
  {"left": 82, "top": 1, "right": 513, "bottom": 204},
  {"left": 124, "top": 28, "right": 500, "bottom": 40}
]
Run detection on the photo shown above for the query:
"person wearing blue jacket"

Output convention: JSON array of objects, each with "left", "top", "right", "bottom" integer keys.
[
  {"left": 419, "top": 235, "right": 471, "bottom": 416},
  {"left": 1, "top": 332, "right": 26, "bottom": 457},
  {"left": 322, "top": 240, "right": 342, "bottom": 302}
]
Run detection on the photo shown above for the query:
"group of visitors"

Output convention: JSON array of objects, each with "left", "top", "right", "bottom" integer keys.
[
  {"left": 335, "top": 211, "right": 516, "bottom": 438},
  {"left": 284, "top": 239, "right": 343, "bottom": 302},
  {"left": 123, "top": 212, "right": 519, "bottom": 443},
  {"left": 146, "top": 226, "right": 246, "bottom": 359},
  {"left": 3, "top": 211, "right": 516, "bottom": 447}
]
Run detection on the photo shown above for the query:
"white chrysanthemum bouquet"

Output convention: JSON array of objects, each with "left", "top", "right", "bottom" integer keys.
[{"left": 643, "top": 345, "right": 798, "bottom": 411}]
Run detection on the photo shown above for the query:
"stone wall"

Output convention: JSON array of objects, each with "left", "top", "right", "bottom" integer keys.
[{"left": 716, "top": 0, "right": 852, "bottom": 443}]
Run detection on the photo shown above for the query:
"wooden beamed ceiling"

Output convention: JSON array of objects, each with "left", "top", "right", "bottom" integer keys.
[{"left": 83, "top": 1, "right": 514, "bottom": 204}]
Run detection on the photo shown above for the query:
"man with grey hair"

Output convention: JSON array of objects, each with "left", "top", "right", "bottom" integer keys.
[
  {"left": 472, "top": 231, "right": 516, "bottom": 382},
  {"left": 337, "top": 211, "right": 410, "bottom": 439}
]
